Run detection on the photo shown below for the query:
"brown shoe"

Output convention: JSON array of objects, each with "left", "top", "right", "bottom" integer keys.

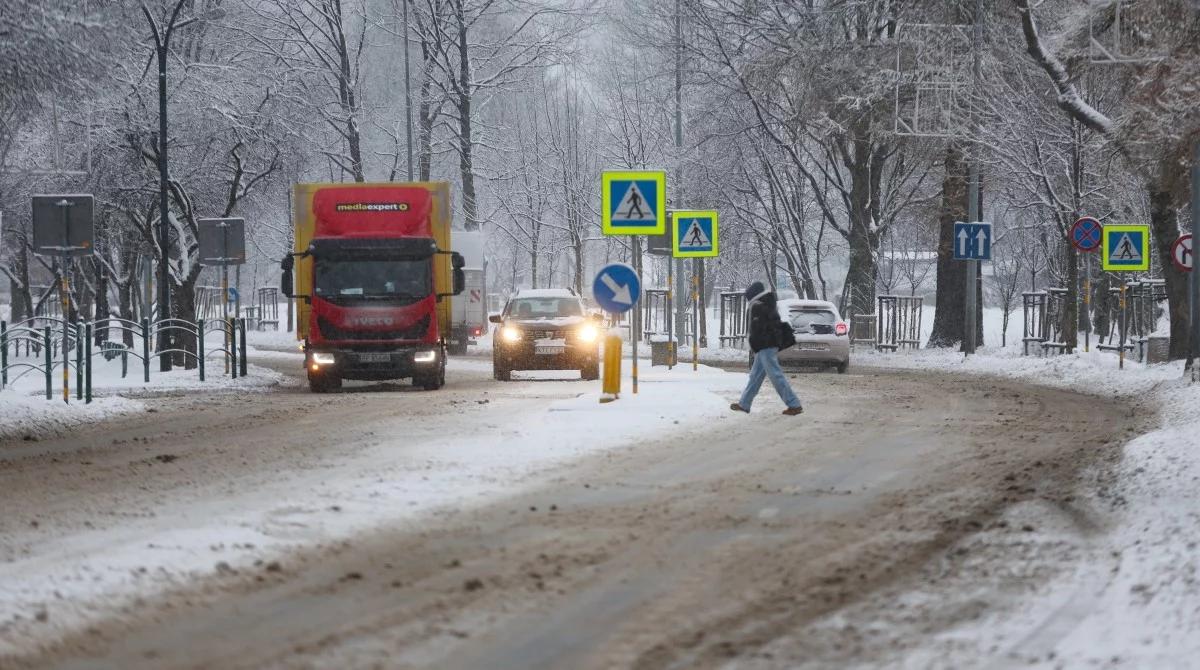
[
  {"left": 730, "top": 403, "right": 749, "bottom": 413},
  {"left": 782, "top": 406, "right": 804, "bottom": 416}
]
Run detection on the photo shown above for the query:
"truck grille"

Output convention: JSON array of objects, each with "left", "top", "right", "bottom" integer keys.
[
  {"left": 530, "top": 329, "right": 562, "bottom": 340},
  {"left": 317, "top": 315, "right": 430, "bottom": 341}
]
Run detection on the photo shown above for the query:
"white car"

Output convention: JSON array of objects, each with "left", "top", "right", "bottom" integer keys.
[{"left": 776, "top": 299, "right": 850, "bottom": 373}]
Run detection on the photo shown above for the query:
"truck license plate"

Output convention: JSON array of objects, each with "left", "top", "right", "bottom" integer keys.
[
  {"left": 357, "top": 353, "right": 391, "bottom": 363},
  {"left": 535, "top": 346, "right": 564, "bottom": 356}
]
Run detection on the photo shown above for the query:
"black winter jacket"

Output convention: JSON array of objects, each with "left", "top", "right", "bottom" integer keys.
[{"left": 747, "top": 291, "right": 784, "bottom": 353}]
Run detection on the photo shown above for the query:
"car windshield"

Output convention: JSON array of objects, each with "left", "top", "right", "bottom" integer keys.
[
  {"left": 314, "top": 259, "right": 431, "bottom": 302},
  {"left": 788, "top": 309, "right": 836, "bottom": 333},
  {"left": 507, "top": 297, "right": 583, "bottom": 319}
]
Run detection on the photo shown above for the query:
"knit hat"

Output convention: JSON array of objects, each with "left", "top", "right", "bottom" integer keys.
[{"left": 744, "top": 281, "right": 766, "bottom": 301}]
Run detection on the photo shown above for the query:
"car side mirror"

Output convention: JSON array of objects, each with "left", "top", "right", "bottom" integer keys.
[{"left": 488, "top": 314, "right": 502, "bottom": 324}]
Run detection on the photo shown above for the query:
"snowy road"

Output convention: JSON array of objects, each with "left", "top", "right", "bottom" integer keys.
[{"left": 0, "top": 348, "right": 1142, "bottom": 669}]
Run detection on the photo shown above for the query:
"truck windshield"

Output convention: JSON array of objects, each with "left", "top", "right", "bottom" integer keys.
[
  {"left": 507, "top": 298, "right": 583, "bottom": 319},
  {"left": 314, "top": 259, "right": 431, "bottom": 302}
]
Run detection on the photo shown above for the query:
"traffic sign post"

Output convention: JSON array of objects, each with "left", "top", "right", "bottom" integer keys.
[
  {"left": 199, "top": 218, "right": 247, "bottom": 375},
  {"left": 593, "top": 263, "right": 643, "bottom": 399},
  {"left": 671, "top": 210, "right": 718, "bottom": 258},
  {"left": 1102, "top": 224, "right": 1151, "bottom": 272},
  {"left": 31, "top": 195, "right": 95, "bottom": 403},
  {"left": 954, "top": 219, "right": 989, "bottom": 355},
  {"left": 1071, "top": 217, "right": 1103, "bottom": 252},
  {"left": 1072, "top": 216, "right": 1103, "bottom": 353},
  {"left": 1171, "top": 234, "right": 1192, "bottom": 273},
  {"left": 952, "top": 221, "right": 992, "bottom": 261},
  {"left": 601, "top": 171, "right": 666, "bottom": 236}
]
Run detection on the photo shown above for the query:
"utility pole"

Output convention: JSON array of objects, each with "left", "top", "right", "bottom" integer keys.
[
  {"left": 964, "top": 0, "right": 984, "bottom": 355},
  {"left": 402, "top": 0, "right": 414, "bottom": 181},
  {"left": 672, "top": 0, "right": 684, "bottom": 366}
]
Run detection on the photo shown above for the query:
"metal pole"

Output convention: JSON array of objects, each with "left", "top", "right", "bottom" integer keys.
[
  {"left": 222, "top": 222, "right": 230, "bottom": 374},
  {"left": 672, "top": 0, "right": 684, "bottom": 367},
  {"left": 402, "top": 0, "right": 414, "bottom": 181},
  {"left": 692, "top": 270, "right": 699, "bottom": 371},
  {"left": 666, "top": 251, "right": 674, "bottom": 369},
  {"left": 1084, "top": 253, "right": 1091, "bottom": 353},
  {"left": 1120, "top": 284, "right": 1127, "bottom": 370},
  {"left": 1190, "top": 139, "right": 1200, "bottom": 379},
  {"left": 61, "top": 252, "right": 70, "bottom": 403},
  {"left": 157, "top": 42, "right": 173, "bottom": 372},
  {"left": 965, "top": 166, "right": 979, "bottom": 355},
  {"left": 632, "top": 237, "right": 640, "bottom": 394},
  {"left": 964, "top": 0, "right": 983, "bottom": 356}
]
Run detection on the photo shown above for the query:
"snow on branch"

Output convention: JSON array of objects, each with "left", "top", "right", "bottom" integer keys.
[{"left": 1013, "top": 0, "right": 1116, "bottom": 136}]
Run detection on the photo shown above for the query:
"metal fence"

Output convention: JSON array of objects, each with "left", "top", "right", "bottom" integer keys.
[{"left": 0, "top": 317, "right": 248, "bottom": 403}]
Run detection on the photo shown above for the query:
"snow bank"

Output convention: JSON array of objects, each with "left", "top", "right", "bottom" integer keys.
[
  {"left": 0, "top": 390, "right": 144, "bottom": 442},
  {"left": 851, "top": 343, "right": 1200, "bottom": 666}
]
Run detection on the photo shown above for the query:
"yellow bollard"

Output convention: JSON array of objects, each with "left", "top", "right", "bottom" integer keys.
[{"left": 600, "top": 332, "right": 622, "bottom": 403}]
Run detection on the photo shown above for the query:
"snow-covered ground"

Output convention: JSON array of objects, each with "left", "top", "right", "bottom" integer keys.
[
  {"left": 0, "top": 356, "right": 746, "bottom": 656},
  {"left": 849, "top": 344, "right": 1198, "bottom": 666}
]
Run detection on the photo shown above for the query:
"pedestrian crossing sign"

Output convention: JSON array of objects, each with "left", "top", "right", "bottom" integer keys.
[
  {"left": 1102, "top": 224, "right": 1151, "bottom": 271},
  {"left": 671, "top": 210, "right": 718, "bottom": 258},
  {"left": 602, "top": 170, "right": 666, "bottom": 236}
]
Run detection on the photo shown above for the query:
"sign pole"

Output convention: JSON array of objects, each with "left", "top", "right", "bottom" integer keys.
[
  {"left": 1119, "top": 284, "right": 1127, "bottom": 370},
  {"left": 222, "top": 222, "right": 230, "bottom": 374},
  {"left": 1084, "top": 253, "right": 1091, "bottom": 353},
  {"left": 1191, "top": 139, "right": 1200, "bottom": 379},
  {"left": 58, "top": 203, "right": 71, "bottom": 403},
  {"left": 964, "top": 165, "right": 980, "bottom": 355},
  {"left": 666, "top": 247, "right": 674, "bottom": 369},
  {"left": 692, "top": 269, "right": 699, "bottom": 371}
]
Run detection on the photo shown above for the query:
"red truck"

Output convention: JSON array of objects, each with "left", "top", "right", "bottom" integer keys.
[{"left": 281, "top": 182, "right": 464, "bottom": 393}]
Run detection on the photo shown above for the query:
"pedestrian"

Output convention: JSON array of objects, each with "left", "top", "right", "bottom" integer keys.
[{"left": 730, "top": 281, "right": 804, "bottom": 416}]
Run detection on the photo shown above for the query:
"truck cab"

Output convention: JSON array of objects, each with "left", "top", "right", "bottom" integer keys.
[{"left": 283, "top": 183, "right": 464, "bottom": 393}]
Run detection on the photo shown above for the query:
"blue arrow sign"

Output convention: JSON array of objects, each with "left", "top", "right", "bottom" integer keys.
[
  {"left": 953, "top": 222, "right": 992, "bottom": 261},
  {"left": 592, "top": 263, "right": 641, "bottom": 314}
]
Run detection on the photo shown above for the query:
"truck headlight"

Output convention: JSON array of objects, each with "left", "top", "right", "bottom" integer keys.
[
  {"left": 501, "top": 326, "right": 522, "bottom": 343},
  {"left": 577, "top": 324, "right": 599, "bottom": 343},
  {"left": 311, "top": 352, "right": 336, "bottom": 366},
  {"left": 414, "top": 349, "right": 437, "bottom": 364}
]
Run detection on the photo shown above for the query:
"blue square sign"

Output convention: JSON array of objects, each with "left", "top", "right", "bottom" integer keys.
[{"left": 953, "top": 222, "right": 992, "bottom": 261}]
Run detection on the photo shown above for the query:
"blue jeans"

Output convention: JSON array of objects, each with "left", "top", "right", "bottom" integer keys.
[{"left": 740, "top": 347, "right": 802, "bottom": 410}]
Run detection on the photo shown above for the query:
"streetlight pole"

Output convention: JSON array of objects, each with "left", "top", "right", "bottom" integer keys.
[{"left": 143, "top": 0, "right": 189, "bottom": 372}]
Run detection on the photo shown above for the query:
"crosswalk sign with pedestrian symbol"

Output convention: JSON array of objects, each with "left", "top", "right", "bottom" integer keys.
[
  {"left": 1102, "top": 224, "right": 1151, "bottom": 271},
  {"left": 602, "top": 170, "right": 666, "bottom": 235},
  {"left": 671, "top": 210, "right": 718, "bottom": 258}
]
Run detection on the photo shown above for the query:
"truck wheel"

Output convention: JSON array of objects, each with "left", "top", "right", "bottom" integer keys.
[
  {"left": 581, "top": 361, "right": 600, "bottom": 381},
  {"left": 493, "top": 363, "right": 511, "bottom": 382},
  {"left": 836, "top": 362, "right": 848, "bottom": 374}
]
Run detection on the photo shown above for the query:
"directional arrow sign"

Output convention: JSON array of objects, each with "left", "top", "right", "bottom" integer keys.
[
  {"left": 592, "top": 263, "right": 641, "bottom": 315},
  {"left": 953, "top": 221, "right": 992, "bottom": 261}
]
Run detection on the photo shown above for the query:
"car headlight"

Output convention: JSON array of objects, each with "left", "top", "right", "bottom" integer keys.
[
  {"left": 577, "top": 324, "right": 599, "bottom": 343},
  {"left": 310, "top": 352, "right": 336, "bottom": 366},
  {"left": 501, "top": 326, "right": 522, "bottom": 343},
  {"left": 413, "top": 349, "right": 437, "bottom": 364}
]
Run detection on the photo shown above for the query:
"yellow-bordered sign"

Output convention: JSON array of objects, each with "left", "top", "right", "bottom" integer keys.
[
  {"left": 671, "top": 210, "right": 719, "bottom": 258},
  {"left": 1102, "top": 224, "right": 1151, "bottom": 272},
  {"left": 601, "top": 170, "right": 666, "bottom": 235}
]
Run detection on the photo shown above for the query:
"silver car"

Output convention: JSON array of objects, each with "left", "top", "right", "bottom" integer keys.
[{"left": 776, "top": 299, "right": 850, "bottom": 373}]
